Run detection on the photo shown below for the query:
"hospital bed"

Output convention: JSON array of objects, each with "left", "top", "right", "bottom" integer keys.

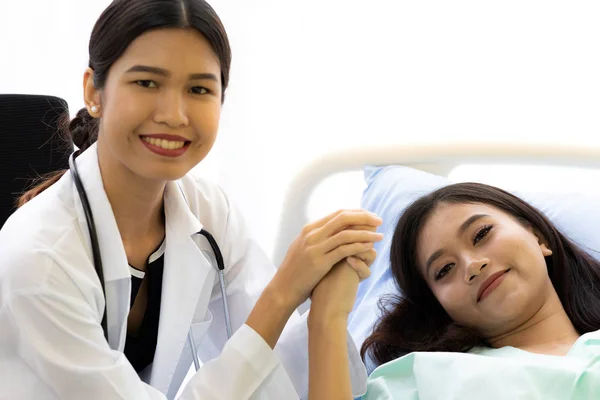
[{"left": 272, "top": 142, "right": 600, "bottom": 317}]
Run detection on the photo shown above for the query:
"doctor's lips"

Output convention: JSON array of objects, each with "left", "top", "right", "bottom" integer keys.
[
  {"left": 139, "top": 133, "right": 191, "bottom": 157},
  {"left": 477, "top": 269, "right": 510, "bottom": 302}
]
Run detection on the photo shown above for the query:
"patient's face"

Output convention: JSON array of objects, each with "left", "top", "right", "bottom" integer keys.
[{"left": 416, "top": 202, "right": 554, "bottom": 339}]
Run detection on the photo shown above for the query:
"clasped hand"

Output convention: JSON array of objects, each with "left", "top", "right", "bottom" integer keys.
[{"left": 271, "top": 209, "right": 383, "bottom": 315}]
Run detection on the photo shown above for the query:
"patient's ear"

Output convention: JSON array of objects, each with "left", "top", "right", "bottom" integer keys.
[
  {"left": 540, "top": 243, "right": 553, "bottom": 257},
  {"left": 529, "top": 226, "right": 553, "bottom": 257}
]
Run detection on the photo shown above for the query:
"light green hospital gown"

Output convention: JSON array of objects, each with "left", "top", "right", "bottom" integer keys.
[{"left": 364, "top": 329, "right": 600, "bottom": 399}]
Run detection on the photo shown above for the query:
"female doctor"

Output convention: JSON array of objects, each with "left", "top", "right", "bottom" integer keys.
[{"left": 0, "top": 0, "right": 384, "bottom": 399}]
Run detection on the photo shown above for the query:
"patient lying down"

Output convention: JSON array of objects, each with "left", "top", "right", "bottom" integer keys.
[{"left": 308, "top": 182, "right": 600, "bottom": 400}]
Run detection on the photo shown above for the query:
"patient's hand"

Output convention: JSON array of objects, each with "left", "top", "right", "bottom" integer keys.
[
  {"left": 310, "top": 252, "right": 375, "bottom": 320},
  {"left": 307, "top": 256, "right": 374, "bottom": 400},
  {"left": 344, "top": 224, "right": 378, "bottom": 279}
]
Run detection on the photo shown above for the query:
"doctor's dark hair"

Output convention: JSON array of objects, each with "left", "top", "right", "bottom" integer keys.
[
  {"left": 17, "top": 0, "right": 231, "bottom": 207},
  {"left": 361, "top": 182, "right": 600, "bottom": 367}
]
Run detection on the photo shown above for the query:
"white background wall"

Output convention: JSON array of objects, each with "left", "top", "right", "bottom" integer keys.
[{"left": 2, "top": 0, "right": 600, "bottom": 258}]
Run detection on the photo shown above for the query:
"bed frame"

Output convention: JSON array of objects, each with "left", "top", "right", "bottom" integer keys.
[{"left": 272, "top": 142, "right": 600, "bottom": 267}]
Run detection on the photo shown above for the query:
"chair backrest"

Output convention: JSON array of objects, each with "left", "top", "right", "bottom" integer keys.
[{"left": 0, "top": 94, "right": 73, "bottom": 227}]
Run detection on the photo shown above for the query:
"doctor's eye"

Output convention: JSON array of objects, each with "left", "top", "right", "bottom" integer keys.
[
  {"left": 135, "top": 80, "right": 158, "bottom": 89},
  {"left": 473, "top": 224, "right": 493, "bottom": 245},
  {"left": 190, "top": 86, "right": 210, "bottom": 95}
]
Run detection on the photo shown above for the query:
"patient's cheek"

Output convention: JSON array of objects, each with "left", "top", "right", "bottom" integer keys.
[{"left": 436, "top": 291, "right": 473, "bottom": 324}]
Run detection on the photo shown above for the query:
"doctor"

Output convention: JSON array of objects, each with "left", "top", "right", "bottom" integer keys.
[{"left": 0, "top": 0, "right": 384, "bottom": 399}]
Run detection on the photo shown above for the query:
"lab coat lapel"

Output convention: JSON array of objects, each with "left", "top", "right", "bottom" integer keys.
[
  {"left": 70, "top": 144, "right": 131, "bottom": 351},
  {"left": 149, "top": 181, "right": 213, "bottom": 394}
]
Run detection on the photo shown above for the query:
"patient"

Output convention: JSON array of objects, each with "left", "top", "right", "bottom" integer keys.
[{"left": 309, "top": 182, "right": 600, "bottom": 399}]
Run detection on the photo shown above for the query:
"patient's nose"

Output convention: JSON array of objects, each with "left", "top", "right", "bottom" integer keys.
[{"left": 465, "top": 256, "right": 488, "bottom": 283}]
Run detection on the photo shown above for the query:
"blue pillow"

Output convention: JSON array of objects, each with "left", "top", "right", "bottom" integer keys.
[{"left": 349, "top": 165, "right": 600, "bottom": 373}]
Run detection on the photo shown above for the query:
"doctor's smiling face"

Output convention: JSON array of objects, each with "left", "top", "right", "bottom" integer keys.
[
  {"left": 415, "top": 201, "right": 554, "bottom": 339},
  {"left": 84, "top": 27, "right": 223, "bottom": 182}
]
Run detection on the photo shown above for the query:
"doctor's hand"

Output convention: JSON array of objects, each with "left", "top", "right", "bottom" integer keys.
[{"left": 271, "top": 209, "right": 383, "bottom": 310}]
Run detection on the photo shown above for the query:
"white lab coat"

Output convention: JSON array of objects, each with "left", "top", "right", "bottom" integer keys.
[{"left": 0, "top": 144, "right": 367, "bottom": 400}]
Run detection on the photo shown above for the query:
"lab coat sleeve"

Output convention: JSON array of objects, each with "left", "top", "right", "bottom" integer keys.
[
  {"left": 185, "top": 184, "right": 368, "bottom": 399},
  {"left": 2, "top": 254, "right": 166, "bottom": 400},
  {"left": 177, "top": 323, "right": 286, "bottom": 399}
]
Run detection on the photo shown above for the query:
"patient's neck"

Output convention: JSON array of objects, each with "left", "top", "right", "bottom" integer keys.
[{"left": 486, "top": 289, "right": 580, "bottom": 356}]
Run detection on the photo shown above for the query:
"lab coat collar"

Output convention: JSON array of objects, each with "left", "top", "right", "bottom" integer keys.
[
  {"left": 163, "top": 180, "right": 203, "bottom": 236},
  {"left": 72, "top": 144, "right": 130, "bottom": 284},
  {"left": 149, "top": 182, "right": 213, "bottom": 394}
]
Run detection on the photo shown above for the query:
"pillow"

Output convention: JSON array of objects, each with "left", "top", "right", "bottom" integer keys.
[{"left": 348, "top": 165, "right": 600, "bottom": 373}]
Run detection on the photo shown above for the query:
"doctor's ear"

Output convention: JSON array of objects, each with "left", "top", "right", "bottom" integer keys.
[{"left": 83, "top": 68, "right": 102, "bottom": 117}]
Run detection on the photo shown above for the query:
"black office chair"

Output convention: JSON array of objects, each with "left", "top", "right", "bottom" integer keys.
[{"left": 0, "top": 94, "right": 73, "bottom": 227}]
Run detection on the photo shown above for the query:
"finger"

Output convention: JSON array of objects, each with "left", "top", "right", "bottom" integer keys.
[
  {"left": 318, "top": 211, "right": 383, "bottom": 239},
  {"left": 303, "top": 209, "right": 366, "bottom": 232},
  {"left": 346, "top": 256, "right": 372, "bottom": 281},
  {"left": 322, "top": 230, "right": 383, "bottom": 254},
  {"left": 324, "top": 241, "right": 375, "bottom": 267},
  {"left": 346, "top": 224, "right": 379, "bottom": 233}
]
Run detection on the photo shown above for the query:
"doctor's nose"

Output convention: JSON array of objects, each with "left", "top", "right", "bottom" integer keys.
[
  {"left": 154, "top": 91, "right": 190, "bottom": 128},
  {"left": 464, "top": 256, "right": 488, "bottom": 283}
]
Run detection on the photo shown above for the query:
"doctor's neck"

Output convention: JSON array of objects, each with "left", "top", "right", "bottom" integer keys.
[{"left": 97, "top": 142, "right": 166, "bottom": 268}]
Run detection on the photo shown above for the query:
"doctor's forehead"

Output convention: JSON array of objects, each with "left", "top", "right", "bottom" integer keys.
[{"left": 110, "top": 28, "right": 221, "bottom": 79}]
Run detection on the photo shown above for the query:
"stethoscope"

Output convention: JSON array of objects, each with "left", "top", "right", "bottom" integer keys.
[{"left": 69, "top": 152, "right": 232, "bottom": 371}]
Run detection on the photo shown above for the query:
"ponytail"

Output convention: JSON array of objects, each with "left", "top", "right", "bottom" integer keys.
[
  {"left": 17, "top": 107, "right": 99, "bottom": 207},
  {"left": 69, "top": 107, "right": 99, "bottom": 150}
]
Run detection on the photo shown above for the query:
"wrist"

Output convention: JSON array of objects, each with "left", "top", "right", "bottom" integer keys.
[
  {"left": 308, "top": 307, "right": 349, "bottom": 331},
  {"left": 246, "top": 283, "right": 297, "bottom": 349},
  {"left": 262, "top": 281, "right": 298, "bottom": 316}
]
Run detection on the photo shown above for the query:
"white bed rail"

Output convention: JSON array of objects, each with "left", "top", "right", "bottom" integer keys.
[{"left": 272, "top": 142, "right": 600, "bottom": 267}]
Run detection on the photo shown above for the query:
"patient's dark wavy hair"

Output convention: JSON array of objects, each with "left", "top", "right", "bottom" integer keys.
[
  {"left": 361, "top": 182, "right": 600, "bottom": 367},
  {"left": 17, "top": 0, "right": 231, "bottom": 207}
]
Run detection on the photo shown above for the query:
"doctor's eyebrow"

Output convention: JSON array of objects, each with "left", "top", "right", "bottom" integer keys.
[{"left": 125, "top": 65, "right": 218, "bottom": 81}]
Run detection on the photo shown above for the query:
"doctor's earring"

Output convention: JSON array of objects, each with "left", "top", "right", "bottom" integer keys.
[{"left": 90, "top": 105, "right": 99, "bottom": 114}]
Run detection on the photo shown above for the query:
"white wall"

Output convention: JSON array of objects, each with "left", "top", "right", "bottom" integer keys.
[{"left": 2, "top": 0, "right": 600, "bottom": 258}]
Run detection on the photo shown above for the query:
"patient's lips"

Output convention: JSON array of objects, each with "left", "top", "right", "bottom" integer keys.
[{"left": 477, "top": 269, "right": 510, "bottom": 302}]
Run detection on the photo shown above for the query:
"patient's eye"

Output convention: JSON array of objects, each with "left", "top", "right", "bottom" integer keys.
[
  {"left": 473, "top": 224, "right": 493, "bottom": 245},
  {"left": 435, "top": 263, "right": 454, "bottom": 281}
]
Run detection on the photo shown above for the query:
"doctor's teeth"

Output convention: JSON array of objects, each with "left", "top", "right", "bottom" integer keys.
[{"left": 142, "top": 137, "right": 186, "bottom": 149}]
